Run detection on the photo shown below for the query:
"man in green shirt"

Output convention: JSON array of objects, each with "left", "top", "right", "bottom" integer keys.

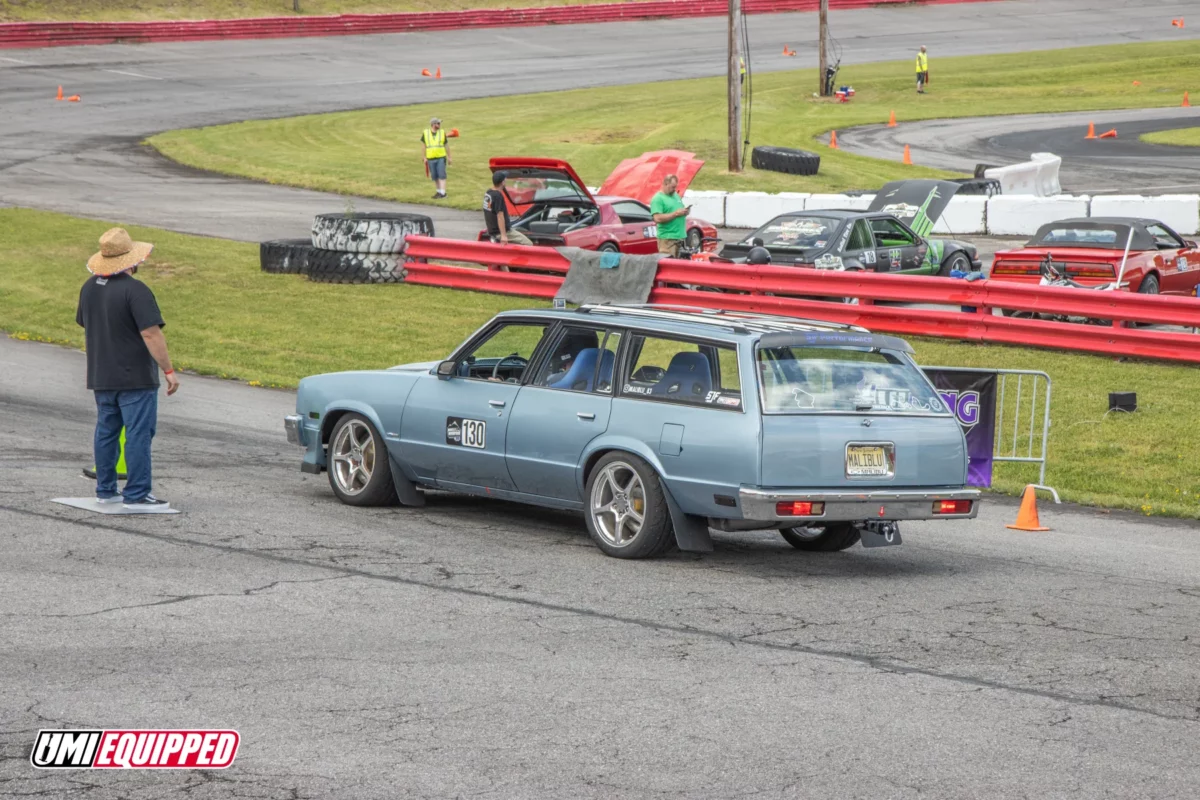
[{"left": 650, "top": 174, "right": 691, "bottom": 257}]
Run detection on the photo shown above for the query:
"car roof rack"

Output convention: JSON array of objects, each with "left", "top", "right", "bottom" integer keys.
[{"left": 576, "top": 303, "right": 868, "bottom": 335}]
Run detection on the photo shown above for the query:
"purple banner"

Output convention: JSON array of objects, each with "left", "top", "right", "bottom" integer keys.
[{"left": 924, "top": 369, "right": 997, "bottom": 488}]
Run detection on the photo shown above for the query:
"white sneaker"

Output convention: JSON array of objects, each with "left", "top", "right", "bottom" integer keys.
[{"left": 96, "top": 495, "right": 124, "bottom": 505}]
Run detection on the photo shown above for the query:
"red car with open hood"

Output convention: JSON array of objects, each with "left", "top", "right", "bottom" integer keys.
[{"left": 479, "top": 151, "right": 718, "bottom": 255}]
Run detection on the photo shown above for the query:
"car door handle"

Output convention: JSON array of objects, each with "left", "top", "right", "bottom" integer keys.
[
  {"left": 489, "top": 400, "right": 506, "bottom": 408},
  {"left": 577, "top": 412, "right": 596, "bottom": 420}
]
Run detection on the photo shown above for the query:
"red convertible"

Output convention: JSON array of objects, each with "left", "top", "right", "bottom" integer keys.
[
  {"left": 991, "top": 217, "right": 1200, "bottom": 296},
  {"left": 479, "top": 151, "right": 718, "bottom": 254}
]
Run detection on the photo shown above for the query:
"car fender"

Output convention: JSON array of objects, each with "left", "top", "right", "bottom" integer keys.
[
  {"left": 321, "top": 401, "right": 389, "bottom": 452},
  {"left": 575, "top": 436, "right": 714, "bottom": 554}
]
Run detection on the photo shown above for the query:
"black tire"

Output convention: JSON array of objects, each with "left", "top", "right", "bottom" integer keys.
[
  {"left": 1138, "top": 273, "right": 1160, "bottom": 295},
  {"left": 598, "top": 242, "right": 620, "bottom": 253},
  {"left": 327, "top": 413, "right": 398, "bottom": 507},
  {"left": 751, "top": 145, "right": 820, "bottom": 176},
  {"left": 306, "top": 250, "right": 406, "bottom": 284},
  {"left": 939, "top": 251, "right": 971, "bottom": 277},
  {"left": 779, "top": 523, "right": 861, "bottom": 552},
  {"left": 311, "top": 212, "right": 434, "bottom": 254},
  {"left": 584, "top": 452, "right": 676, "bottom": 559},
  {"left": 260, "top": 239, "right": 313, "bottom": 275},
  {"left": 686, "top": 227, "right": 703, "bottom": 250}
]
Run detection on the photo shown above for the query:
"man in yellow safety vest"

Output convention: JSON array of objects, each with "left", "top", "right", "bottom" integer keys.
[
  {"left": 420, "top": 117, "right": 450, "bottom": 199},
  {"left": 915, "top": 46, "right": 929, "bottom": 94}
]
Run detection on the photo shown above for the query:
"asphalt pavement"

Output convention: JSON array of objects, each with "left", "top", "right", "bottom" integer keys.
[
  {"left": 3, "top": 333, "right": 1200, "bottom": 798},
  {"left": 840, "top": 106, "right": 1200, "bottom": 195},
  {"left": 1, "top": 0, "right": 1196, "bottom": 242}
]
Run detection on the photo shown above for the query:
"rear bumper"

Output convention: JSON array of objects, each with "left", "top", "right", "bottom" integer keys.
[{"left": 739, "top": 487, "right": 980, "bottom": 523}]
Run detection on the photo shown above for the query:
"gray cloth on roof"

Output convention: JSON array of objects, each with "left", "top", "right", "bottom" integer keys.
[{"left": 554, "top": 247, "right": 662, "bottom": 305}]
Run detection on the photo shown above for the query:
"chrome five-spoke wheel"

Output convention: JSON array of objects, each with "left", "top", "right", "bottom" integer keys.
[
  {"left": 584, "top": 452, "right": 675, "bottom": 559},
  {"left": 590, "top": 460, "right": 647, "bottom": 548},
  {"left": 331, "top": 418, "right": 376, "bottom": 496}
]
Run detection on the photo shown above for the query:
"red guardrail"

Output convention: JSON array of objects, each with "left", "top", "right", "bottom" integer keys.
[
  {"left": 401, "top": 236, "right": 1200, "bottom": 364},
  {"left": 0, "top": 0, "right": 991, "bottom": 49}
]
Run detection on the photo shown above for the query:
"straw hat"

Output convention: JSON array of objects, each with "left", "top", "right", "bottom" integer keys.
[{"left": 87, "top": 228, "right": 154, "bottom": 276}]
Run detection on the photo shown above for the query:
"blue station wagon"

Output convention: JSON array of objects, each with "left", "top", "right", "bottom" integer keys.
[{"left": 285, "top": 306, "right": 979, "bottom": 558}]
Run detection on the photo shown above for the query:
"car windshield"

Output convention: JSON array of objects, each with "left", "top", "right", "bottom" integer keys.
[
  {"left": 1031, "top": 225, "right": 1128, "bottom": 248},
  {"left": 746, "top": 215, "right": 839, "bottom": 249},
  {"left": 757, "top": 345, "right": 948, "bottom": 415},
  {"left": 504, "top": 171, "right": 589, "bottom": 205}
]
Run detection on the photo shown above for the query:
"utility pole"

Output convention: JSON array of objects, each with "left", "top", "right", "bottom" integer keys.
[
  {"left": 818, "top": 0, "right": 829, "bottom": 96},
  {"left": 728, "top": 0, "right": 742, "bottom": 173},
  {"left": 294, "top": 0, "right": 302, "bottom": 12}
]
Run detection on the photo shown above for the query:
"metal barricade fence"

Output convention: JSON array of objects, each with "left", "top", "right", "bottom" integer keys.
[{"left": 929, "top": 367, "right": 1056, "bottom": 500}]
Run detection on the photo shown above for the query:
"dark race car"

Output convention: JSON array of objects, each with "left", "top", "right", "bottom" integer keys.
[
  {"left": 717, "top": 180, "right": 981, "bottom": 276},
  {"left": 480, "top": 151, "right": 718, "bottom": 255},
  {"left": 990, "top": 217, "right": 1200, "bottom": 296}
]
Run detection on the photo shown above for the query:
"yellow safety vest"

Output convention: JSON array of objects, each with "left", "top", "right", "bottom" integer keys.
[
  {"left": 739, "top": 57, "right": 746, "bottom": 77},
  {"left": 423, "top": 128, "right": 447, "bottom": 160},
  {"left": 916, "top": 53, "right": 928, "bottom": 73}
]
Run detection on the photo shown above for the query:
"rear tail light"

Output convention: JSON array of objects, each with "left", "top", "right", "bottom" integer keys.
[
  {"left": 776, "top": 501, "right": 825, "bottom": 516},
  {"left": 1067, "top": 264, "right": 1117, "bottom": 279},
  {"left": 933, "top": 499, "right": 973, "bottom": 515},
  {"left": 990, "top": 261, "right": 1040, "bottom": 276}
]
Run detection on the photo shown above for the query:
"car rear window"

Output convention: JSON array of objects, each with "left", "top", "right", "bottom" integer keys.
[
  {"left": 757, "top": 346, "right": 947, "bottom": 415},
  {"left": 1032, "top": 226, "right": 1121, "bottom": 246}
]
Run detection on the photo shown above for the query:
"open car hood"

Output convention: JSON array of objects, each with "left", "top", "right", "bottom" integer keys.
[
  {"left": 489, "top": 157, "right": 595, "bottom": 216},
  {"left": 868, "top": 180, "right": 961, "bottom": 238},
  {"left": 598, "top": 150, "right": 705, "bottom": 205}
]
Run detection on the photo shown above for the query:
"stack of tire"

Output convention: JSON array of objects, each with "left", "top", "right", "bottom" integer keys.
[
  {"left": 750, "top": 146, "right": 820, "bottom": 176},
  {"left": 260, "top": 212, "right": 434, "bottom": 284}
]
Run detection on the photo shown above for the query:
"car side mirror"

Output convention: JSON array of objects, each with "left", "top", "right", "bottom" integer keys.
[
  {"left": 1187, "top": 240, "right": 1198, "bottom": 249},
  {"left": 436, "top": 360, "right": 457, "bottom": 379}
]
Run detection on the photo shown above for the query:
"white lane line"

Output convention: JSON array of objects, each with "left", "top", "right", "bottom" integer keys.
[
  {"left": 103, "top": 68, "right": 164, "bottom": 81},
  {"left": 0, "top": 56, "right": 32, "bottom": 64}
]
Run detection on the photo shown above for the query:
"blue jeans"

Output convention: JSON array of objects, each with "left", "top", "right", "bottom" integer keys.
[
  {"left": 94, "top": 388, "right": 158, "bottom": 501},
  {"left": 427, "top": 157, "right": 447, "bottom": 181}
]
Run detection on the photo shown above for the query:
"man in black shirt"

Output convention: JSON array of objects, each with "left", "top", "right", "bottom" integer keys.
[
  {"left": 483, "top": 171, "right": 532, "bottom": 246},
  {"left": 76, "top": 228, "right": 179, "bottom": 511}
]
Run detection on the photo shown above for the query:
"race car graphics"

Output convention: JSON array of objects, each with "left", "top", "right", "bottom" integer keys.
[
  {"left": 815, "top": 254, "right": 845, "bottom": 270},
  {"left": 31, "top": 730, "right": 239, "bottom": 769},
  {"left": 446, "top": 417, "right": 486, "bottom": 448}
]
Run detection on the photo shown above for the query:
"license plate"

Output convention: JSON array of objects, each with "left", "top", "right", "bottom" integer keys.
[{"left": 846, "top": 444, "right": 890, "bottom": 477}]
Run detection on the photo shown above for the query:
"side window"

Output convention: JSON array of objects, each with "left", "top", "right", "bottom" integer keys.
[
  {"left": 621, "top": 335, "right": 741, "bottom": 410},
  {"left": 1147, "top": 224, "right": 1182, "bottom": 249},
  {"left": 871, "top": 218, "right": 916, "bottom": 247},
  {"left": 459, "top": 322, "right": 548, "bottom": 383},
  {"left": 612, "top": 201, "right": 653, "bottom": 224},
  {"left": 533, "top": 326, "right": 614, "bottom": 393},
  {"left": 846, "top": 220, "right": 874, "bottom": 251}
]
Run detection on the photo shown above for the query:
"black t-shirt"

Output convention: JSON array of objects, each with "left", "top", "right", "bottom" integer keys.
[
  {"left": 482, "top": 188, "right": 510, "bottom": 237},
  {"left": 75, "top": 273, "right": 165, "bottom": 391}
]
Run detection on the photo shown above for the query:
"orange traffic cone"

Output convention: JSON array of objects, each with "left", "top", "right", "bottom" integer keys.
[
  {"left": 1006, "top": 485, "right": 1050, "bottom": 531},
  {"left": 67, "top": 95, "right": 80, "bottom": 102},
  {"left": 783, "top": 45, "right": 789, "bottom": 55},
  {"left": 887, "top": 109, "right": 897, "bottom": 128},
  {"left": 902, "top": 144, "right": 912, "bottom": 165},
  {"left": 448, "top": 128, "right": 460, "bottom": 137},
  {"left": 435, "top": 67, "right": 442, "bottom": 79},
  {"left": 829, "top": 130, "right": 838, "bottom": 149},
  {"left": 1132, "top": 80, "right": 1141, "bottom": 86},
  {"left": 1099, "top": 128, "right": 1118, "bottom": 139},
  {"left": 1184, "top": 91, "right": 1191, "bottom": 107},
  {"left": 1085, "top": 121, "right": 1096, "bottom": 139},
  {"left": 55, "top": 85, "right": 63, "bottom": 101},
  {"left": 420, "top": 68, "right": 431, "bottom": 77}
]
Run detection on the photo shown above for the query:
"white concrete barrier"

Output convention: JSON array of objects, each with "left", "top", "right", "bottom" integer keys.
[
  {"left": 1031, "top": 153, "right": 1062, "bottom": 197},
  {"left": 933, "top": 195, "right": 988, "bottom": 235},
  {"left": 1089, "top": 194, "right": 1200, "bottom": 236},
  {"left": 805, "top": 193, "right": 875, "bottom": 211},
  {"left": 986, "top": 195, "right": 1091, "bottom": 236},
  {"left": 681, "top": 190, "right": 727, "bottom": 227},
  {"left": 724, "top": 191, "right": 809, "bottom": 228}
]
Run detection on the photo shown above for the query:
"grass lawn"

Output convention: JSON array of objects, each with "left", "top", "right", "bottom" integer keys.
[
  {"left": 1141, "top": 126, "right": 1200, "bottom": 147},
  {"left": 3, "top": 207, "right": 1198, "bottom": 519},
  {"left": 0, "top": 0, "right": 630, "bottom": 22},
  {"left": 149, "top": 42, "right": 1200, "bottom": 212}
]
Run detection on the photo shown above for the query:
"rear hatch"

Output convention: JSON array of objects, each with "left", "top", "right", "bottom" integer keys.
[{"left": 755, "top": 333, "right": 967, "bottom": 488}]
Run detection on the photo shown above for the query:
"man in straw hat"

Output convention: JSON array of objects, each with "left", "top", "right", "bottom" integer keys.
[{"left": 76, "top": 227, "right": 179, "bottom": 511}]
